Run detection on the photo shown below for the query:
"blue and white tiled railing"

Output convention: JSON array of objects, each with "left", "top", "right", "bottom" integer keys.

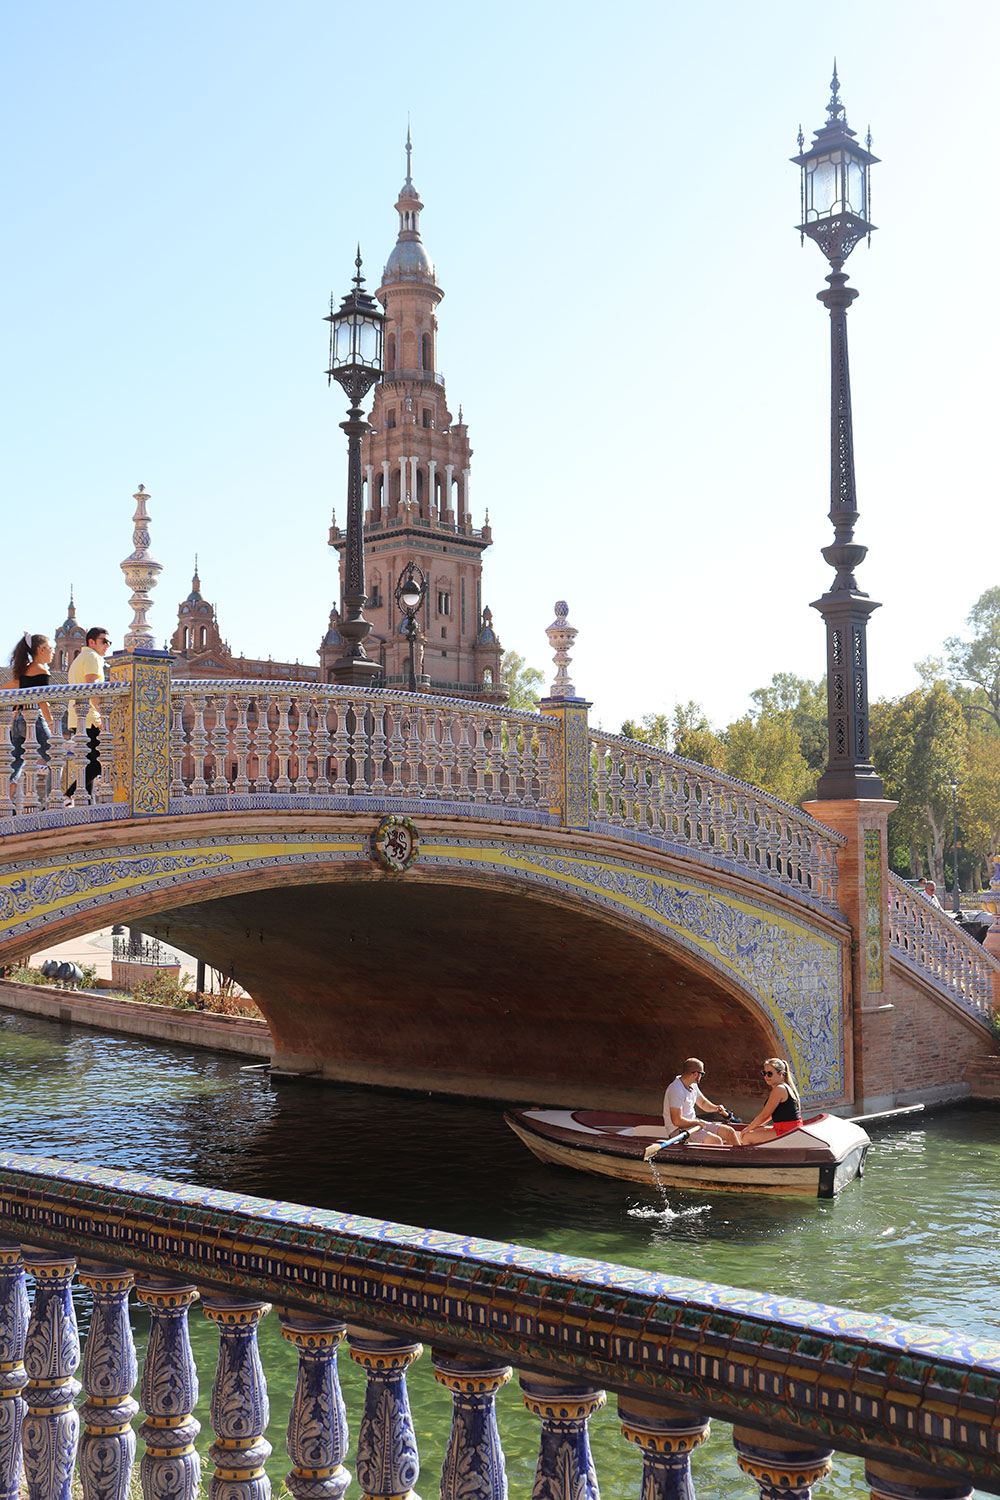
[{"left": 0, "top": 1151, "right": 995, "bottom": 1500}]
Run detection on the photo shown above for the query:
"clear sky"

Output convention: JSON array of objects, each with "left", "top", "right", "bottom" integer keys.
[{"left": 2, "top": 1, "right": 996, "bottom": 733}]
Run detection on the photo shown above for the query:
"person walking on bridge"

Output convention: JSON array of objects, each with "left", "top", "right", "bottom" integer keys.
[{"left": 66, "top": 627, "right": 111, "bottom": 799}]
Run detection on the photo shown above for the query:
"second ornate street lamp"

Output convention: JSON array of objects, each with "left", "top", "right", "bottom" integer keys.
[
  {"left": 394, "top": 562, "right": 427, "bottom": 692},
  {"left": 794, "top": 67, "right": 884, "bottom": 800},
  {"left": 325, "top": 250, "right": 385, "bottom": 687}
]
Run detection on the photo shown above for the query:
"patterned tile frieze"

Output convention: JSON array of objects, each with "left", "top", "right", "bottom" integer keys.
[
  {"left": 0, "top": 1153, "right": 996, "bottom": 1486},
  {"left": 0, "top": 835, "right": 368, "bottom": 944},
  {"left": 420, "top": 837, "right": 847, "bottom": 1102}
]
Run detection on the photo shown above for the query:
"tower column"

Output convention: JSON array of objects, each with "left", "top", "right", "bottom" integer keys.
[
  {"left": 409, "top": 456, "right": 419, "bottom": 514},
  {"left": 365, "top": 464, "right": 374, "bottom": 523},
  {"left": 445, "top": 465, "right": 455, "bottom": 524},
  {"left": 381, "top": 461, "right": 391, "bottom": 519},
  {"left": 462, "top": 468, "right": 471, "bottom": 528},
  {"left": 398, "top": 455, "right": 408, "bottom": 514},
  {"left": 428, "top": 461, "right": 438, "bottom": 519}
]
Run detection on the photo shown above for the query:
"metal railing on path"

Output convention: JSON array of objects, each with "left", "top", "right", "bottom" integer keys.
[
  {"left": 0, "top": 1150, "right": 995, "bottom": 1500},
  {"left": 887, "top": 870, "right": 1000, "bottom": 1023}
]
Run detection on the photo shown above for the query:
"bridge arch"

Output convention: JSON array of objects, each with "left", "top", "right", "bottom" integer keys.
[{"left": 0, "top": 814, "right": 850, "bottom": 1112}]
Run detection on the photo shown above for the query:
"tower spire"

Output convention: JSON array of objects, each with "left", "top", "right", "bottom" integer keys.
[{"left": 405, "top": 122, "right": 413, "bottom": 188}]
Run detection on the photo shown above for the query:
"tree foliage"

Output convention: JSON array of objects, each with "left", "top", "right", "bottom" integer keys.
[
  {"left": 869, "top": 684, "right": 967, "bottom": 886},
  {"left": 501, "top": 651, "right": 544, "bottom": 712},
  {"left": 946, "top": 586, "right": 1000, "bottom": 731}
]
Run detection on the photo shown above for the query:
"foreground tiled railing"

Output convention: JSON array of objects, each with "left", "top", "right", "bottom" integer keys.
[
  {"left": 887, "top": 870, "right": 1000, "bottom": 1022},
  {"left": 589, "top": 731, "right": 844, "bottom": 913},
  {"left": 0, "top": 1152, "right": 995, "bottom": 1500}
]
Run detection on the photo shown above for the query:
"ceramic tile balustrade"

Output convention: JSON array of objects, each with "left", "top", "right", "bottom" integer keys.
[
  {"left": 887, "top": 871, "right": 1000, "bottom": 1024},
  {"left": 0, "top": 1152, "right": 995, "bottom": 1500},
  {"left": 590, "top": 730, "right": 844, "bottom": 912}
]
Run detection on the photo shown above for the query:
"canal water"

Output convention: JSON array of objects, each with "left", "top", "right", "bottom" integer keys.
[{"left": 1, "top": 1007, "right": 998, "bottom": 1500}]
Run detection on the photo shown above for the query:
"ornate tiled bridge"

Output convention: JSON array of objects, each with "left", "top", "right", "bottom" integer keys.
[{"left": 1, "top": 664, "right": 996, "bottom": 1115}]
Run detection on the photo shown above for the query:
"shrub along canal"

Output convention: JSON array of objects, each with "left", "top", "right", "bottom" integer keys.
[{"left": 2, "top": 1006, "right": 997, "bottom": 1500}]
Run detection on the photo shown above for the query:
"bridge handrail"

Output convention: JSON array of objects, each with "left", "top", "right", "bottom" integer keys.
[
  {"left": 589, "top": 728, "right": 844, "bottom": 911},
  {"left": 166, "top": 679, "right": 561, "bottom": 816},
  {"left": 0, "top": 1150, "right": 994, "bottom": 1498},
  {"left": 0, "top": 681, "right": 130, "bottom": 820},
  {"left": 886, "top": 869, "right": 1000, "bottom": 1023}
]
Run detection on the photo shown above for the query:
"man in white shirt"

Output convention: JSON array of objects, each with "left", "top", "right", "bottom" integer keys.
[
  {"left": 662, "top": 1057, "right": 741, "bottom": 1146},
  {"left": 66, "top": 627, "right": 112, "bottom": 798}
]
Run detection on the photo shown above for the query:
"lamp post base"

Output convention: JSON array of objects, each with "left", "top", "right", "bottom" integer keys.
[{"left": 329, "top": 655, "right": 381, "bottom": 689}]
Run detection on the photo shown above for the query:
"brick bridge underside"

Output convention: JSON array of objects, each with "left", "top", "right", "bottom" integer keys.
[{"left": 0, "top": 812, "right": 860, "bottom": 1112}]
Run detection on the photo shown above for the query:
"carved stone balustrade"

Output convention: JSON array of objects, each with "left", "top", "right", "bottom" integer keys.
[{"left": 0, "top": 1151, "right": 992, "bottom": 1500}]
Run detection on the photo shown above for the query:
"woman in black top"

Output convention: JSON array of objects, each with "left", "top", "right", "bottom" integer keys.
[
  {"left": 7, "top": 632, "right": 54, "bottom": 784},
  {"left": 739, "top": 1057, "right": 802, "bottom": 1144}
]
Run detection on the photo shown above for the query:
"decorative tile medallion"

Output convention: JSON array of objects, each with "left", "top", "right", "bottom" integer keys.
[{"left": 372, "top": 815, "right": 419, "bottom": 872}]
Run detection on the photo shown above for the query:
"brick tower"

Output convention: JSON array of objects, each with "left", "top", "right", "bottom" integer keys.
[{"left": 322, "top": 134, "right": 505, "bottom": 700}]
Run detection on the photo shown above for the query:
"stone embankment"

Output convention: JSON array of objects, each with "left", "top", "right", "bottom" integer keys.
[
  {"left": 0, "top": 979, "right": 270, "bottom": 1059},
  {"left": 965, "top": 1054, "right": 1000, "bottom": 1101}
]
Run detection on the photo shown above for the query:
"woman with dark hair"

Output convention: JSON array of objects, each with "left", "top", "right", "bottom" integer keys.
[
  {"left": 739, "top": 1058, "right": 802, "bottom": 1145},
  {"left": 7, "top": 632, "right": 54, "bottom": 784}
]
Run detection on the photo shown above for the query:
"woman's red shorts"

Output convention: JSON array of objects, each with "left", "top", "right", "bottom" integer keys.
[{"left": 772, "top": 1119, "right": 800, "bottom": 1137}]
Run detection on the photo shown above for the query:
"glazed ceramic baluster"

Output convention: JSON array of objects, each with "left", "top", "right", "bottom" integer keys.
[
  {"left": 330, "top": 704, "right": 351, "bottom": 795},
  {"left": 311, "top": 697, "right": 332, "bottom": 794},
  {"left": 0, "top": 1240, "right": 29, "bottom": 1500},
  {"left": 370, "top": 704, "right": 388, "bottom": 795},
  {"left": 134, "top": 1278, "right": 201, "bottom": 1500},
  {"left": 19, "top": 709, "right": 43, "bottom": 813},
  {"left": 433, "top": 1353, "right": 511, "bottom": 1500},
  {"left": 455, "top": 712, "right": 475, "bottom": 801},
  {"left": 292, "top": 697, "right": 312, "bottom": 793},
  {"left": 733, "top": 1427, "right": 834, "bottom": 1500},
  {"left": 168, "top": 693, "right": 188, "bottom": 799},
  {"left": 201, "top": 1297, "right": 272, "bottom": 1500},
  {"left": 866, "top": 1460, "right": 972, "bottom": 1500},
  {"left": 77, "top": 1263, "right": 138, "bottom": 1500},
  {"left": 189, "top": 696, "right": 210, "bottom": 795},
  {"left": 402, "top": 709, "right": 422, "bottom": 797},
  {"left": 210, "top": 694, "right": 232, "bottom": 794},
  {"left": 231, "top": 694, "right": 252, "bottom": 795},
  {"left": 348, "top": 1329, "right": 422, "bottom": 1500},
  {"left": 618, "top": 1398, "right": 710, "bottom": 1500},
  {"left": 386, "top": 709, "right": 406, "bottom": 795},
  {"left": 46, "top": 728, "right": 70, "bottom": 810},
  {"left": 271, "top": 697, "right": 292, "bottom": 794},
  {"left": 279, "top": 1314, "right": 350, "bottom": 1500},
  {"left": 520, "top": 1373, "right": 605, "bottom": 1500},
  {"left": 21, "top": 1250, "right": 81, "bottom": 1500}
]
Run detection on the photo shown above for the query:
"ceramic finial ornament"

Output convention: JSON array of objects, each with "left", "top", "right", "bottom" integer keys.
[
  {"left": 121, "top": 484, "right": 162, "bottom": 652},
  {"left": 546, "top": 600, "right": 578, "bottom": 700}
]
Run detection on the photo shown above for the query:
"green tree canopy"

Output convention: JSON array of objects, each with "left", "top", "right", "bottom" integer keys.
[
  {"left": 501, "top": 651, "right": 544, "bottom": 712},
  {"left": 946, "top": 586, "right": 1000, "bottom": 732},
  {"left": 869, "top": 683, "right": 967, "bottom": 885}
]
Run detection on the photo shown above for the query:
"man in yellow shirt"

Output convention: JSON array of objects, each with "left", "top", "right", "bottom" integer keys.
[{"left": 67, "top": 627, "right": 112, "bottom": 798}]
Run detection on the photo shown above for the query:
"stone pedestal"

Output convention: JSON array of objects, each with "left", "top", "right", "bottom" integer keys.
[{"left": 802, "top": 797, "right": 897, "bottom": 1112}]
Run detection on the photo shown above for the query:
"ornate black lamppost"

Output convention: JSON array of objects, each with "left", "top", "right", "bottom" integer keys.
[
  {"left": 794, "top": 68, "right": 883, "bottom": 799},
  {"left": 394, "top": 562, "right": 427, "bottom": 692},
  {"left": 325, "top": 250, "right": 385, "bottom": 687},
  {"left": 950, "top": 777, "right": 961, "bottom": 914}
]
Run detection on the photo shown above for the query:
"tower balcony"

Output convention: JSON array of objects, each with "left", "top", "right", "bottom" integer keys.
[{"left": 379, "top": 366, "right": 446, "bottom": 387}]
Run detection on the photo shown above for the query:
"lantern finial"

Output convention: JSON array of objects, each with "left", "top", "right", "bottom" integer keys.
[{"left": 353, "top": 245, "right": 364, "bottom": 291}]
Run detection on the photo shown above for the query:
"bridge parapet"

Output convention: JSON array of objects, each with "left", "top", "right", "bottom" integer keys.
[
  {"left": 0, "top": 1151, "right": 994, "bottom": 1500},
  {"left": 887, "top": 870, "right": 1000, "bottom": 1022},
  {"left": 590, "top": 729, "right": 844, "bottom": 915}
]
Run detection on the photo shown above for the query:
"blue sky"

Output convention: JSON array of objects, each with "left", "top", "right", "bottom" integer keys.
[{"left": 2, "top": 1, "right": 996, "bottom": 731}]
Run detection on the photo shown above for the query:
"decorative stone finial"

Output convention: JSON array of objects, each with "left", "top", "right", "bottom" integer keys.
[
  {"left": 121, "top": 484, "right": 162, "bottom": 652},
  {"left": 546, "top": 600, "right": 578, "bottom": 699}
]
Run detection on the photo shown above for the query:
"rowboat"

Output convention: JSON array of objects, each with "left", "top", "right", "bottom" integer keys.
[{"left": 503, "top": 1108, "right": 871, "bottom": 1199}]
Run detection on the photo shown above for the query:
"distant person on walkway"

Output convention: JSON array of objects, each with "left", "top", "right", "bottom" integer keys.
[
  {"left": 921, "top": 880, "right": 943, "bottom": 909},
  {"left": 739, "top": 1057, "right": 802, "bottom": 1145},
  {"left": 6, "top": 632, "right": 54, "bottom": 784},
  {"left": 66, "top": 627, "right": 112, "bottom": 799},
  {"left": 662, "top": 1057, "right": 741, "bottom": 1145}
]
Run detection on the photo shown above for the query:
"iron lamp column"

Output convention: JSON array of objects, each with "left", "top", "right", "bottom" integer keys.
[
  {"left": 325, "top": 251, "right": 385, "bottom": 688},
  {"left": 394, "top": 563, "right": 427, "bottom": 692},
  {"left": 794, "top": 68, "right": 883, "bottom": 799}
]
